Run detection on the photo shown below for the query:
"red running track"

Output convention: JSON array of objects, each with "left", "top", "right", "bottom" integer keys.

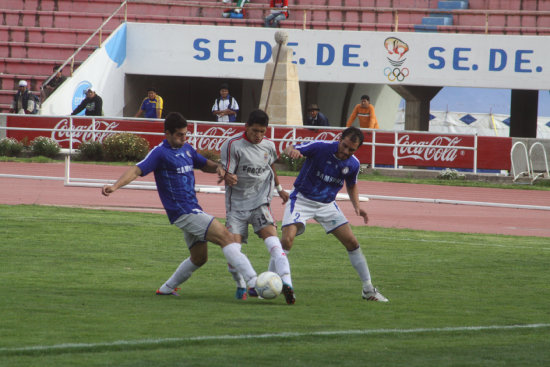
[{"left": 1, "top": 162, "right": 549, "bottom": 237}]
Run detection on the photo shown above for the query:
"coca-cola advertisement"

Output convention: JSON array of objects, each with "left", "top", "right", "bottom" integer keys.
[
  {"left": 5, "top": 115, "right": 511, "bottom": 170},
  {"left": 6, "top": 115, "right": 166, "bottom": 149},
  {"left": 375, "top": 132, "right": 474, "bottom": 169}
]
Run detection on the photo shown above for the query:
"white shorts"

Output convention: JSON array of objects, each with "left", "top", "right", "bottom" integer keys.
[
  {"left": 173, "top": 210, "right": 215, "bottom": 249},
  {"left": 226, "top": 205, "right": 275, "bottom": 243},
  {"left": 282, "top": 191, "right": 348, "bottom": 236}
]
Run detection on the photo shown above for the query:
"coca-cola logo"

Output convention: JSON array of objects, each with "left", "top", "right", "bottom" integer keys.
[
  {"left": 51, "top": 118, "right": 120, "bottom": 144},
  {"left": 395, "top": 135, "right": 462, "bottom": 162},
  {"left": 190, "top": 126, "right": 343, "bottom": 154},
  {"left": 194, "top": 127, "right": 239, "bottom": 151}
]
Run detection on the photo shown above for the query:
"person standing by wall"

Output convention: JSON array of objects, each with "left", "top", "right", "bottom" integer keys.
[
  {"left": 71, "top": 88, "right": 103, "bottom": 116},
  {"left": 212, "top": 83, "right": 239, "bottom": 123},
  {"left": 345, "top": 95, "right": 379, "bottom": 129},
  {"left": 135, "top": 87, "right": 163, "bottom": 119},
  {"left": 304, "top": 104, "right": 329, "bottom": 127},
  {"left": 9, "top": 80, "right": 38, "bottom": 114}
]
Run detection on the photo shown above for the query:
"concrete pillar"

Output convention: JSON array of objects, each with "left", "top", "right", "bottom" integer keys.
[
  {"left": 259, "top": 31, "right": 303, "bottom": 126},
  {"left": 390, "top": 85, "right": 442, "bottom": 131},
  {"left": 510, "top": 89, "right": 538, "bottom": 138}
]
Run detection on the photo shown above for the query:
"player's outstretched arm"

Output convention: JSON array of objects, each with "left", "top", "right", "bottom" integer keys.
[
  {"left": 102, "top": 165, "right": 142, "bottom": 196},
  {"left": 203, "top": 159, "right": 237, "bottom": 186},
  {"left": 283, "top": 145, "right": 302, "bottom": 160},
  {"left": 347, "top": 183, "right": 368, "bottom": 224}
]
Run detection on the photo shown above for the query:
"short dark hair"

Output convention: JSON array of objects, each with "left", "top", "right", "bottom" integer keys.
[
  {"left": 220, "top": 83, "right": 229, "bottom": 91},
  {"left": 147, "top": 87, "right": 156, "bottom": 93},
  {"left": 53, "top": 65, "right": 61, "bottom": 72},
  {"left": 246, "top": 109, "right": 269, "bottom": 127},
  {"left": 164, "top": 112, "right": 187, "bottom": 134},
  {"left": 361, "top": 95, "right": 370, "bottom": 101},
  {"left": 341, "top": 126, "right": 364, "bottom": 146}
]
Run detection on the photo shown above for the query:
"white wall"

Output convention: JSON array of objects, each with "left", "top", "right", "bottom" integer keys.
[
  {"left": 126, "top": 23, "right": 550, "bottom": 89},
  {"left": 40, "top": 24, "right": 127, "bottom": 117},
  {"left": 41, "top": 22, "right": 550, "bottom": 118}
]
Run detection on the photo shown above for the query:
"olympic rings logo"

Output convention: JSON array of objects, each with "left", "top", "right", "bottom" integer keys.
[{"left": 384, "top": 67, "right": 410, "bottom": 82}]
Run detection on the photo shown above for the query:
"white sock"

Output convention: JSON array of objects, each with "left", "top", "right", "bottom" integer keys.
[
  {"left": 227, "top": 263, "right": 246, "bottom": 288},
  {"left": 264, "top": 236, "right": 292, "bottom": 287},
  {"left": 222, "top": 243, "right": 257, "bottom": 288},
  {"left": 348, "top": 247, "right": 371, "bottom": 284},
  {"left": 160, "top": 257, "right": 199, "bottom": 292},
  {"left": 270, "top": 248, "right": 289, "bottom": 272},
  {"left": 268, "top": 256, "right": 276, "bottom": 273}
]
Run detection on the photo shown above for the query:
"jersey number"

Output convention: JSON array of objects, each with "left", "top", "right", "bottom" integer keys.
[{"left": 256, "top": 214, "right": 268, "bottom": 227}]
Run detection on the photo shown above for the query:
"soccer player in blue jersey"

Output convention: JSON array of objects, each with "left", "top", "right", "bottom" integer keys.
[
  {"left": 281, "top": 126, "right": 389, "bottom": 302},
  {"left": 102, "top": 112, "right": 258, "bottom": 297}
]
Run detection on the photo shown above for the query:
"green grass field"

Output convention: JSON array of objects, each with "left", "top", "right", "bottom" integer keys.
[{"left": 1, "top": 204, "right": 549, "bottom": 367}]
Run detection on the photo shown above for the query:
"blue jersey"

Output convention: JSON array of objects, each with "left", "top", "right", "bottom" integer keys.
[
  {"left": 137, "top": 140, "right": 207, "bottom": 223},
  {"left": 291, "top": 141, "right": 360, "bottom": 203},
  {"left": 140, "top": 95, "right": 163, "bottom": 118}
]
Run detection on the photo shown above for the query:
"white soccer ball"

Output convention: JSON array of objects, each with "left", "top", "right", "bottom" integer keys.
[{"left": 255, "top": 271, "right": 283, "bottom": 299}]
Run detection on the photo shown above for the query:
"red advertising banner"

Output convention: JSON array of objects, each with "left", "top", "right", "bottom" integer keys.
[{"left": 5, "top": 115, "right": 511, "bottom": 171}]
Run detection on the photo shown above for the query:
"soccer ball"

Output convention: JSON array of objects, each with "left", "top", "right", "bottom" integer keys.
[{"left": 255, "top": 271, "right": 283, "bottom": 299}]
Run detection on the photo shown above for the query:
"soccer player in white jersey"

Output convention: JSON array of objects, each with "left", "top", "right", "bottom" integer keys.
[
  {"left": 281, "top": 126, "right": 388, "bottom": 302},
  {"left": 220, "top": 109, "right": 295, "bottom": 304},
  {"left": 102, "top": 112, "right": 259, "bottom": 297}
]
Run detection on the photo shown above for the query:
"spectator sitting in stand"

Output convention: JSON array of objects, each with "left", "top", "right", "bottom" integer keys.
[
  {"left": 222, "top": 0, "right": 249, "bottom": 18},
  {"left": 71, "top": 88, "right": 103, "bottom": 116},
  {"left": 41, "top": 65, "right": 67, "bottom": 101},
  {"left": 264, "top": 0, "right": 289, "bottom": 28}
]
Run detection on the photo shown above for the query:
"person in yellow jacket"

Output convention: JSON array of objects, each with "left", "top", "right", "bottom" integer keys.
[{"left": 345, "top": 95, "right": 379, "bottom": 129}]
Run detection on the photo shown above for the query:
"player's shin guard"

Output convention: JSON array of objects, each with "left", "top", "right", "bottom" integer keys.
[
  {"left": 264, "top": 236, "right": 292, "bottom": 287},
  {"left": 222, "top": 243, "right": 257, "bottom": 288},
  {"left": 348, "top": 246, "right": 372, "bottom": 283}
]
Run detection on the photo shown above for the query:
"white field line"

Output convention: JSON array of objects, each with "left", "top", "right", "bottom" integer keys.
[
  {"left": 360, "top": 235, "right": 550, "bottom": 251},
  {"left": 1, "top": 323, "right": 549, "bottom": 354},
  {"left": 2, "top": 173, "right": 549, "bottom": 210}
]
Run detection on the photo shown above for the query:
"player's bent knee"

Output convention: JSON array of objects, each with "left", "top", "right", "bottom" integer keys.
[
  {"left": 190, "top": 255, "right": 207, "bottom": 267},
  {"left": 281, "top": 237, "right": 294, "bottom": 251}
]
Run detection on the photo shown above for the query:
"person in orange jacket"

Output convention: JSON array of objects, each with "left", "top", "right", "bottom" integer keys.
[{"left": 345, "top": 95, "right": 379, "bottom": 129}]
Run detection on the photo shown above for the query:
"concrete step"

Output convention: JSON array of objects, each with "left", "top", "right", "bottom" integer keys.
[
  {"left": 1, "top": 58, "right": 82, "bottom": 79},
  {"left": 0, "top": 41, "right": 95, "bottom": 61},
  {"left": 0, "top": 25, "right": 113, "bottom": 44}
]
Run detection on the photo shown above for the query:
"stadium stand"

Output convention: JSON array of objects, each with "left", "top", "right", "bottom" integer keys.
[{"left": 1, "top": 0, "right": 550, "bottom": 112}]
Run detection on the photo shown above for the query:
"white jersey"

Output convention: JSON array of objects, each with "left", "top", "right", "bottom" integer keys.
[{"left": 220, "top": 132, "right": 278, "bottom": 211}]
